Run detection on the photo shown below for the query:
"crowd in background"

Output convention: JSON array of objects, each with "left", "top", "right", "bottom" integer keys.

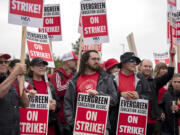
[{"left": 0, "top": 48, "right": 179, "bottom": 135}]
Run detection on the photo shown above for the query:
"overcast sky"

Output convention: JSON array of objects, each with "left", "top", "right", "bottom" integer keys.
[{"left": 0, "top": 0, "right": 179, "bottom": 64}]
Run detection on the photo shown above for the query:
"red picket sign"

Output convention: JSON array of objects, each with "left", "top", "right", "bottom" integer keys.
[
  {"left": 73, "top": 93, "right": 110, "bottom": 135},
  {"left": 8, "top": 0, "right": 44, "bottom": 27},
  {"left": 116, "top": 98, "right": 148, "bottom": 135},
  {"left": 20, "top": 94, "right": 49, "bottom": 135}
]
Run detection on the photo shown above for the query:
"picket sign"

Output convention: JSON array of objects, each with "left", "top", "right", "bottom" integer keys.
[
  {"left": 26, "top": 31, "right": 55, "bottom": 68},
  {"left": 20, "top": 94, "right": 49, "bottom": 135},
  {"left": 176, "top": 10, "right": 180, "bottom": 73},
  {"left": 153, "top": 52, "right": 169, "bottom": 65},
  {"left": 116, "top": 97, "right": 148, "bottom": 135},
  {"left": 73, "top": 93, "right": 110, "bottom": 135},
  {"left": 39, "top": 4, "right": 62, "bottom": 41},
  {"left": 80, "top": 0, "right": 109, "bottom": 45},
  {"left": 127, "top": 33, "right": 138, "bottom": 56},
  {"left": 19, "top": 26, "right": 27, "bottom": 96},
  {"left": 8, "top": 0, "right": 44, "bottom": 27}
]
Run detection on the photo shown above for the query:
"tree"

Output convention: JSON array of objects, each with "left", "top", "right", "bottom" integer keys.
[
  {"left": 72, "top": 37, "right": 81, "bottom": 56},
  {"left": 53, "top": 54, "right": 63, "bottom": 68}
]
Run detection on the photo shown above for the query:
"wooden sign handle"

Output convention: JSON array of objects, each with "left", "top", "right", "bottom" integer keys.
[
  {"left": 19, "top": 26, "right": 27, "bottom": 96},
  {"left": 76, "top": 35, "right": 83, "bottom": 72}
]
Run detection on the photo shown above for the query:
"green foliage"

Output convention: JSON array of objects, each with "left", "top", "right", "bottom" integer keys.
[
  {"left": 72, "top": 37, "right": 81, "bottom": 56},
  {"left": 53, "top": 54, "right": 63, "bottom": 68}
]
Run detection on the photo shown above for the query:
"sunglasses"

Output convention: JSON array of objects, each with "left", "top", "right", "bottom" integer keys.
[
  {"left": 0, "top": 61, "right": 8, "bottom": 64},
  {"left": 35, "top": 63, "right": 47, "bottom": 67},
  {"left": 128, "top": 58, "right": 136, "bottom": 63}
]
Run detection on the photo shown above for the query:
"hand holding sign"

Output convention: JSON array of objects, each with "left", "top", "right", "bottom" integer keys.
[
  {"left": 28, "top": 89, "right": 37, "bottom": 97},
  {"left": 87, "top": 89, "right": 99, "bottom": 95},
  {"left": 121, "top": 91, "right": 139, "bottom": 100},
  {"left": 13, "top": 63, "right": 26, "bottom": 76},
  {"left": 49, "top": 99, "right": 56, "bottom": 111}
]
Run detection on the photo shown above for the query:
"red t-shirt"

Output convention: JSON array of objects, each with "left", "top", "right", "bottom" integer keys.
[
  {"left": 33, "top": 80, "right": 48, "bottom": 94},
  {"left": 76, "top": 73, "right": 100, "bottom": 93},
  {"left": 118, "top": 71, "right": 135, "bottom": 92}
]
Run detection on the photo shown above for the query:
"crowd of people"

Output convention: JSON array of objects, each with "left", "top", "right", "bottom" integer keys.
[{"left": 0, "top": 48, "right": 179, "bottom": 135}]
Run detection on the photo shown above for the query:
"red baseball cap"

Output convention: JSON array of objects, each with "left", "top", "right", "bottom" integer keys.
[
  {"left": 105, "top": 58, "right": 119, "bottom": 70},
  {"left": 0, "top": 53, "right": 11, "bottom": 60}
]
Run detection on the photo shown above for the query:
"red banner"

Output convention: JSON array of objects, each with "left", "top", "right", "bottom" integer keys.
[
  {"left": 20, "top": 94, "right": 49, "bottom": 135},
  {"left": 20, "top": 108, "right": 48, "bottom": 134},
  {"left": 40, "top": 16, "right": 61, "bottom": 35},
  {"left": 9, "top": 0, "right": 43, "bottom": 18},
  {"left": 74, "top": 107, "right": 107, "bottom": 134},
  {"left": 82, "top": 15, "right": 108, "bottom": 38},
  {"left": 27, "top": 40, "right": 53, "bottom": 62},
  {"left": 168, "top": 0, "right": 176, "bottom": 7},
  {"left": 82, "top": 44, "right": 102, "bottom": 52}
]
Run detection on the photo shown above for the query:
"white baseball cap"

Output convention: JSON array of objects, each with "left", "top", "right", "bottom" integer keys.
[{"left": 61, "top": 51, "right": 78, "bottom": 62}]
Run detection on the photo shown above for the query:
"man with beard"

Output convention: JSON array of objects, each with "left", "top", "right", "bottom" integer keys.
[
  {"left": 50, "top": 51, "right": 77, "bottom": 135},
  {"left": 160, "top": 73, "right": 180, "bottom": 135},
  {"left": 64, "top": 50, "right": 117, "bottom": 135}
]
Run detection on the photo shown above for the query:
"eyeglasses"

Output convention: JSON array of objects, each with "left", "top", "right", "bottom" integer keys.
[
  {"left": 0, "top": 61, "right": 8, "bottom": 64},
  {"left": 90, "top": 57, "right": 100, "bottom": 61},
  {"left": 128, "top": 58, "right": 136, "bottom": 63}
]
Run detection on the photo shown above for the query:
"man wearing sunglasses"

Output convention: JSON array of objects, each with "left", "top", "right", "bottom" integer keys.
[
  {"left": 110, "top": 52, "right": 150, "bottom": 135},
  {"left": 114, "top": 52, "right": 150, "bottom": 100},
  {"left": 0, "top": 53, "right": 29, "bottom": 135}
]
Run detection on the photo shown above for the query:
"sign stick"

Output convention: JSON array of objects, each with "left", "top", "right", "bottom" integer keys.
[
  {"left": 76, "top": 35, "right": 83, "bottom": 72},
  {"left": 44, "top": 71, "right": 53, "bottom": 100},
  {"left": 127, "top": 32, "right": 138, "bottom": 56},
  {"left": 177, "top": 44, "right": 180, "bottom": 73},
  {"left": 169, "top": 11, "right": 174, "bottom": 62},
  {"left": 19, "top": 26, "right": 27, "bottom": 96},
  {"left": 49, "top": 41, "right": 54, "bottom": 74}
]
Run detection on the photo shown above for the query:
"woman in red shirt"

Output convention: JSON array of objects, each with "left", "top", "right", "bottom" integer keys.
[{"left": 27, "top": 57, "right": 60, "bottom": 135}]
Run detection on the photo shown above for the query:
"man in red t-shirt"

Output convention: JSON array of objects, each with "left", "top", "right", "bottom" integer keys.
[
  {"left": 64, "top": 50, "right": 117, "bottom": 135},
  {"left": 114, "top": 52, "right": 150, "bottom": 99},
  {"left": 50, "top": 51, "right": 77, "bottom": 135},
  {"left": 111, "top": 52, "right": 150, "bottom": 135}
]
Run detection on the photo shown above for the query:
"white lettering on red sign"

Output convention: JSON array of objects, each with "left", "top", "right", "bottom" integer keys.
[
  {"left": 86, "top": 111, "right": 97, "bottom": 121},
  {"left": 34, "top": 44, "right": 43, "bottom": 51},
  {"left": 12, "top": 0, "right": 41, "bottom": 14},
  {"left": 127, "top": 116, "right": 138, "bottom": 124},
  {"left": 84, "top": 26, "right": 106, "bottom": 34},
  {"left": 27, "top": 111, "right": 38, "bottom": 121},
  {"left": 45, "top": 18, "right": 54, "bottom": 25},
  {"left": 90, "top": 17, "right": 99, "bottom": 24}
]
